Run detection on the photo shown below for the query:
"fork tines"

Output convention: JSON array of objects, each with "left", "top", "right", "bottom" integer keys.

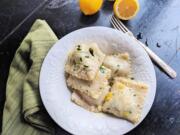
[{"left": 111, "top": 15, "right": 130, "bottom": 33}]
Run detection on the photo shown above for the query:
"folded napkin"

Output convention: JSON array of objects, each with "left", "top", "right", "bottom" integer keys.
[{"left": 2, "top": 19, "right": 58, "bottom": 135}]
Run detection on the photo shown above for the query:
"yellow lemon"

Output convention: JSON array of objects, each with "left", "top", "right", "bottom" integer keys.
[
  {"left": 113, "top": 0, "right": 140, "bottom": 20},
  {"left": 79, "top": 0, "right": 103, "bottom": 15}
]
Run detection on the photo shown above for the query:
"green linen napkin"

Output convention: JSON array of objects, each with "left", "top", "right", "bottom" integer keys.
[{"left": 2, "top": 19, "right": 58, "bottom": 135}]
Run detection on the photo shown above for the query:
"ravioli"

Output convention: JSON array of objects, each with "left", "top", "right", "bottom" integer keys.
[
  {"left": 65, "top": 43, "right": 150, "bottom": 123},
  {"left": 65, "top": 43, "right": 106, "bottom": 80},
  {"left": 71, "top": 92, "right": 100, "bottom": 112},
  {"left": 67, "top": 66, "right": 111, "bottom": 110},
  {"left": 71, "top": 91, "right": 101, "bottom": 112},
  {"left": 102, "top": 77, "right": 148, "bottom": 123},
  {"left": 103, "top": 53, "right": 131, "bottom": 77}
]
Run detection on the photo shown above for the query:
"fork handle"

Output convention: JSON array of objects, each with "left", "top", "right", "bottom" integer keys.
[{"left": 134, "top": 38, "right": 177, "bottom": 78}]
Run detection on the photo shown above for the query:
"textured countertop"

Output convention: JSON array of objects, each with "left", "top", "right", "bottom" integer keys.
[{"left": 0, "top": 0, "right": 180, "bottom": 135}]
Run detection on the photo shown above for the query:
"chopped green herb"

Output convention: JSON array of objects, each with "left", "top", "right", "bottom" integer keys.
[
  {"left": 109, "top": 82, "right": 113, "bottom": 86},
  {"left": 77, "top": 48, "right": 81, "bottom": 51},
  {"left": 80, "top": 57, "right": 82, "bottom": 62},
  {"left": 129, "top": 111, "right": 132, "bottom": 114},
  {"left": 89, "top": 48, "right": 94, "bottom": 56},
  {"left": 84, "top": 65, "right": 89, "bottom": 68},
  {"left": 85, "top": 56, "right": 89, "bottom": 58},
  {"left": 100, "top": 66, "right": 105, "bottom": 73},
  {"left": 77, "top": 45, "right": 81, "bottom": 51},
  {"left": 99, "top": 87, "right": 103, "bottom": 90},
  {"left": 133, "top": 94, "right": 136, "bottom": 97},
  {"left": 131, "top": 77, "right": 134, "bottom": 80},
  {"left": 114, "top": 70, "right": 118, "bottom": 74},
  {"left": 117, "top": 64, "right": 120, "bottom": 67}
]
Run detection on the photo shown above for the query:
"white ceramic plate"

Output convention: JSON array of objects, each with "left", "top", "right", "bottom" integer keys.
[{"left": 40, "top": 27, "right": 156, "bottom": 135}]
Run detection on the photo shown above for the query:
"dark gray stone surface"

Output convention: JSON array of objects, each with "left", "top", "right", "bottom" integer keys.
[{"left": 0, "top": 0, "right": 180, "bottom": 134}]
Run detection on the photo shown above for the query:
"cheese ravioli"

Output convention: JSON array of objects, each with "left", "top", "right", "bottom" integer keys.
[
  {"left": 103, "top": 53, "right": 131, "bottom": 77},
  {"left": 102, "top": 77, "right": 148, "bottom": 123},
  {"left": 67, "top": 66, "right": 111, "bottom": 111},
  {"left": 65, "top": 43, "right": 105, "bottom": 80}
]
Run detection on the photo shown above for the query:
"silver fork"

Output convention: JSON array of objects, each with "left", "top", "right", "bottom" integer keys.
[{"left": 111, "top": 15, "right": 177, "bottom": 79}]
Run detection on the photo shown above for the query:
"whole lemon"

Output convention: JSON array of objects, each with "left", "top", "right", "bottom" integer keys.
[{"left": 79, "top": 0, "right": 103, "bottom": 15}]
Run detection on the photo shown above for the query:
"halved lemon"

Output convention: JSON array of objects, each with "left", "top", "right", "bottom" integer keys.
[
  {"left": 79, "top": 0, "right": 103, "bottom": 15},
  {"left": 113, "top": 0, "right": 140, "bottom": 20}
]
